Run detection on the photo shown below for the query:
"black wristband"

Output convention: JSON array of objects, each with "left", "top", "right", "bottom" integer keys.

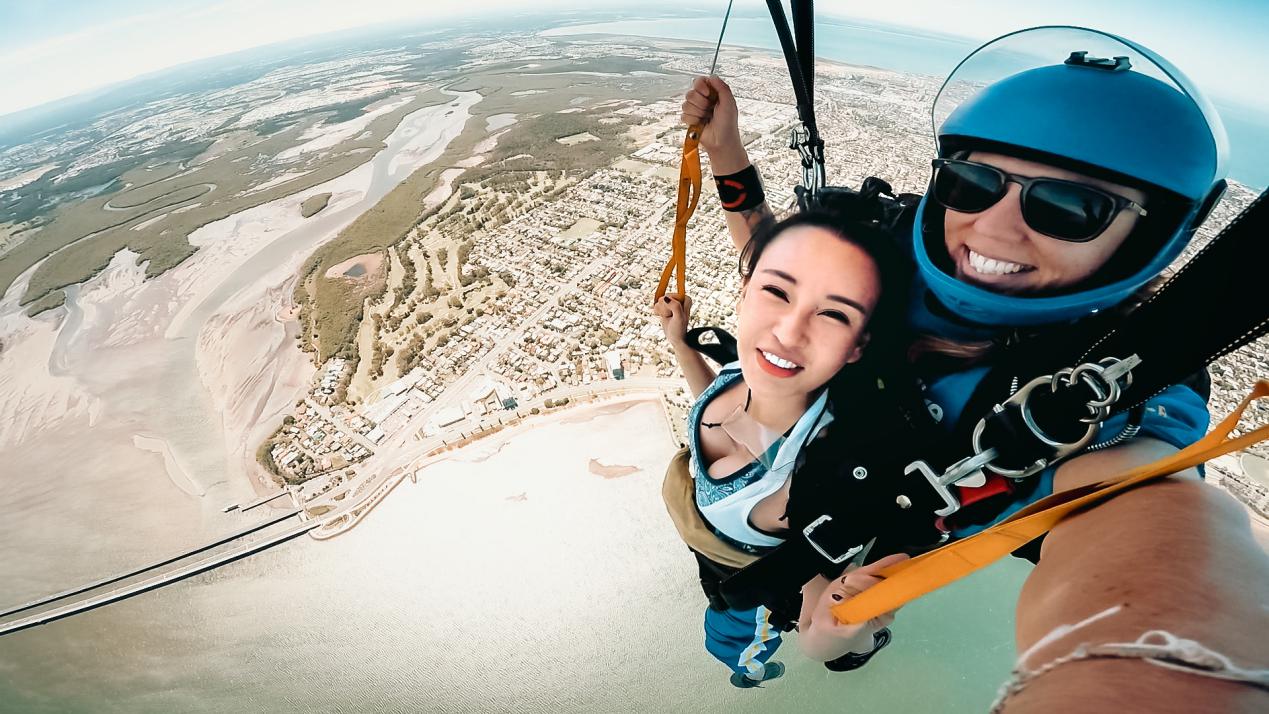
[
  {"left": 823, "top": 627, "right": 892, "bottom": 673},
  {"left": 714, "top": 165, "right": 765, "bottom": 212}
]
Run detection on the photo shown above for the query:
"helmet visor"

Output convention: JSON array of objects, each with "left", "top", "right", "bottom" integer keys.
[{"left": 931, "top": 25, "right": 1228, "bottom": 193}]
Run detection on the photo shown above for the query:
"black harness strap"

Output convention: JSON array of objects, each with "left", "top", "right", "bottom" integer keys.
[
  {"left": 1083, "top": 188, "right": 1269, "bottom": 411},
  {"left": 953, "top": 187, "right": 1269, "bottom": 476},
  {"left": 766, "top": 0, "right": 819, "bottom": 139},
  {"left": 684, "top": 326, "right": 739, "bottom": 367},
  {"left": 766, "top": 0, "right": 827, "bottom": 204},
  {"left": 792, "top": 0, "right": 816, "bottom": 127}
]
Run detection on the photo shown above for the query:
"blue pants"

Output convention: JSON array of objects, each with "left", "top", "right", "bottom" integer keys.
[{"left": 703, "top": 605, "right": 782, "bottom": 676}]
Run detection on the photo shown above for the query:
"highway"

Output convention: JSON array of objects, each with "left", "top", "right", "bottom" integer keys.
[{"left": 0, "top": 508, "right": 335, "bottom": 637}]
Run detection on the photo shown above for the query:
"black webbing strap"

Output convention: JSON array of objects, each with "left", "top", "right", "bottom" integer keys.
[
  {"left": 1083, "top": 187, "right": 1269, "bottom": 411},
  {"left": 684, "top": 326, "right": 739, "bottom": 367},
  {"left": 765, "top": 0, "right": 820, "bottom": 141},
  {"left": 792, "top": 0, "right": 815, "bottom": 117}
]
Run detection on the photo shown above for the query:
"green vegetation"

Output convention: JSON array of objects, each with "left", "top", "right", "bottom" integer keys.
[
  {"left": 301, "top": 258, "right": 387, "bottom": 362},
  {"left": 256, "top": 437, "right": 280, "bottom": 477},
  {"left": 300, "top": 192, "right": 332, "bottom": 218},
  {"left": 394, "top": 246, "right": 418, "bottom": 305},
  {"left": 24, "top": 289, "right": 66, "bottom": 317},
  {"left": 291, "top": 90, "right": 492, "bottom": 362},
  {"left": 0, "top": 142, "right": 207, "bottom": 228},
  {"left": 477, "top": 110, "right": 639, "bottom": 175},
  {"left": 5, "top": 94, "right": 433, "bottom": 308}
]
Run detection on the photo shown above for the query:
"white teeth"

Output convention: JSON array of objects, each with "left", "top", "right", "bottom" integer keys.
[
  {"left": 761, "top": 350, "right": 800, "bottom": 370},
  {"left": 968, "top": 249, "right": 1029, "bottom": 276}
]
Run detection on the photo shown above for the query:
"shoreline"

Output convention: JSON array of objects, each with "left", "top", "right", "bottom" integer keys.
[
  {"left": 132, "top": 435, "right": 206, "bottom": 497},
  {"left": 309, "top": 393, "right": 672, "bottom": 539}
]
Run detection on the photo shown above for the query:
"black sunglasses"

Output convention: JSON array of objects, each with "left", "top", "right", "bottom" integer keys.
[{"left": 931, "top": 158, "right": 1148, "bottom": 243}]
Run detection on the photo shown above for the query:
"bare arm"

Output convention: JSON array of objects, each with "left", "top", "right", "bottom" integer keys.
[
  {"left": 670, "top": 340, "right": 717, "bottom": 399},
  {"left": 722, "top": 192, "right": 776, "bottom": 254},
  {"left": 1003, "top": 439, "right": 1269, "bottom": 712},
  {"left": 653, "top": 295, "right": 715, "bottom": 398},
  {"left": 681, "top": 76, "right": 776, "bottom": 253}
]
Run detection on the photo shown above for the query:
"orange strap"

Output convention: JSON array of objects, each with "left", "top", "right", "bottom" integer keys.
[
  {"left": 833, "top": 379, "right": 1269, "bottom": 625},
  {"left": 654, "top": 125, "right": 703, "bottom": 302}
]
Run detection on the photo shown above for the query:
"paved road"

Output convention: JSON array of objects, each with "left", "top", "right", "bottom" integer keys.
[
  {"left": 307, "top": 377, "right": 684, "bottom": 513},
  {"left": 0, "top": 508, "right": 325, "bottom": 636}
]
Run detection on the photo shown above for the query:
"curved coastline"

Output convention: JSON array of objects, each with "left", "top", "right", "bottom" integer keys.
[{"left": 0, "top": 88, "right": 485, "bottom": 536}]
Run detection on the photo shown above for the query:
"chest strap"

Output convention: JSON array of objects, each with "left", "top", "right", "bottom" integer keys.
[{"left": 833, "top": 380, "right": 1269, "bottom": 624}]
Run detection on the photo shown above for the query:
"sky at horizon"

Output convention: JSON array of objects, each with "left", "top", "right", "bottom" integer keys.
[{"left": 1, "top": 1, "right": 1267, "bottom": 119}]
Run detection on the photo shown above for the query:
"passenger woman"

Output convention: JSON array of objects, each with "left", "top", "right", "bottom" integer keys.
[{"left": 655, "top": 211, "right": 909, "bottom": 687}]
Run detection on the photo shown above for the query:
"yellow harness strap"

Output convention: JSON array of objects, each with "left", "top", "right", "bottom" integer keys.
[
  {"left": 833, "top": 380, "right": 1269, "bottom": 625},
  {"left": 654, "top": 126, "right": 703, "bottom": 301}
]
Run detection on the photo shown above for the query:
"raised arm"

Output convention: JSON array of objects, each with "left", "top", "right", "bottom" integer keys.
[{"left": 681, "top": 76, "right": 775, "bottom": 252}]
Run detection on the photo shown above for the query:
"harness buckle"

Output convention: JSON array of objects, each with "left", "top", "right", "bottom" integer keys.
[
  {"left": 801, "top": 515, "right": 864, "bottom": 565},
  {"left": 971, "top": 354, "right": 1142, "bottom": 478},
  {"left": 788, "top": 124, "right": 826, "bottom": 199},
  {"left": 903, "top": 457, "right": 983, "bottom": 517}
]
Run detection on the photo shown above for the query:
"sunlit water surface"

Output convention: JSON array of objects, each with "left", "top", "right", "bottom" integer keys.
[{"left": 0, "top": 402, "right": 1027, "bottom": 713}]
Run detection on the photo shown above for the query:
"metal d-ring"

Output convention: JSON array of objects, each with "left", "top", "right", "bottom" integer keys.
[
  {"left": 1069, "top": 362, "right": 1120, "bottom": 410},
  {"left": 974, "top": 375, "right": 1099, "bottom": 478}
]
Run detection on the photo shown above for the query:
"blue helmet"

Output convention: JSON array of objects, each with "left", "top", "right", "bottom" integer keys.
[{"left": 914, "top": 26, "right": 1229, "bottom": 327}]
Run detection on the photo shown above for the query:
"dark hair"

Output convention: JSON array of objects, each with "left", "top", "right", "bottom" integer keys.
[{"left": 738, "top": 210, "right": 913, "bottom": 392}]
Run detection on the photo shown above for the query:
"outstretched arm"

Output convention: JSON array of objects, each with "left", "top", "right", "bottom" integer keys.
[
  {"left": 681, "top": 76, "right": 775, "bottom": 253},
  {"left": 1003, "top": 440, "right": 1269, "bottom": 712}
]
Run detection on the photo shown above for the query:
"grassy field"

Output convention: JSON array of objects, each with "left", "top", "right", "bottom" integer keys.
[{"left": 300, "top": 192, "right": 332, "bottom": 218}]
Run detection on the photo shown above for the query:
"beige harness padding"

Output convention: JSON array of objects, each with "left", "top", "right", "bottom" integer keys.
[{"left": 661, "top": 447, "right": 759, "bottom": 569}]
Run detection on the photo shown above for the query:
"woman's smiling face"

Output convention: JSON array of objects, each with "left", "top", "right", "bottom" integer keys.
[
  {"left": 736, "top": 225, "right": 881, "bottom": 403},
  {"left": 943, "top": 151, "right": 1149, "bottom": 294}
]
